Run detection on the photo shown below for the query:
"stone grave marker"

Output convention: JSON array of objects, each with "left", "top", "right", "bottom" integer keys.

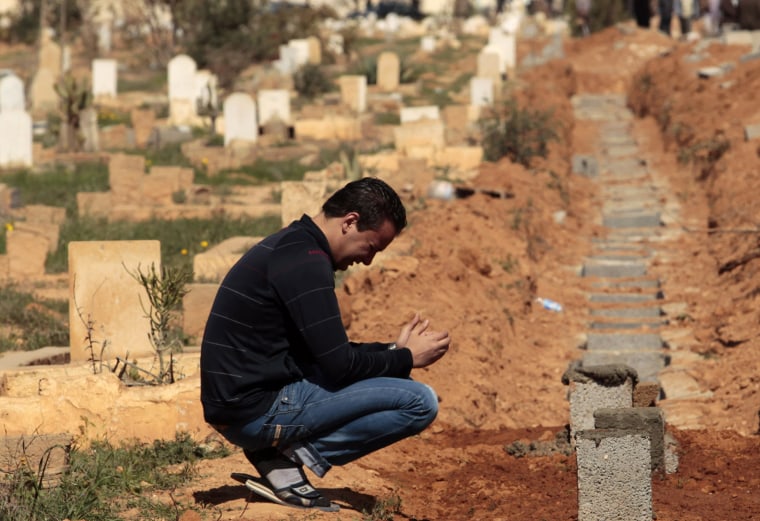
[
  {"left": 68, "top": 240, "right": 162, "bottom": 362},
  {"left": 0, "top": 73, "right": 25, "bottom": 112},
  {"left": 288, "top": 39, "right": 310, "bottom": 70},
  {"left": 477, "top": 48, "right": 502, "bottom": 87},
  {"left": 400, "top": 105, "right": 440, "bottom": 123},
  {"left": 421, "top": 35, "right": 437, "bottom": 53},
  {"left": 92, "top": 58, "right": 117, "bottom": 98},
  {"left": 130, "top": 108, "right": 156, "bottom": 148},
  {"left": 307, "top": 35, "right": 322, "bottom": 64},
  {"left": 487, "top": 29, "right": 517, "bottom": 75},
  {"left": 470, "top": 77, "right": 494, "bottom": 107},
  {"left": 224, "top": 92, "right": 258, "bottom": 146},
  {"left": 30, "top": 67, "right": 58, "bottom": 113},
  {"left": 168, "top": 54, "right": 197, "bottom": 125},
  {"left": 257, "top": 89, "right": 291, "bottom": 127},
  {"left": 195, "top": 70, "right": 218, "bottom": 112},
  {"left": 377, "top": 52, "right": 400, "bottom": 91},
  {"left": 0, "top": 111, "right": 32, "bottom": 167},
  {"left": 6, "top": 226, "right": 49, "bottom": 279},
  {"left": 80, "top": 106, "right": 100, "bottom": 152},
  {"left": 339, "top": 75, "right": 367, "bottom": 113},
  {"left": 109, "top": 153, "right": 146, "bottom": 205},
  {"left": 97, "top": 21, "right": 112, "bottom": 54}
]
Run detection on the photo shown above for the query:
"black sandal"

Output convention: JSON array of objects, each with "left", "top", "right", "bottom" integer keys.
[{"left": 231, "top": 472, "right": 340, "bottom": 512}]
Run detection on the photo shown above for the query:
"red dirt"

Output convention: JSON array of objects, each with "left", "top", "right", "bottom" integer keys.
[{"left": 174, "top": 22, "right": 760, "bottom": 521}]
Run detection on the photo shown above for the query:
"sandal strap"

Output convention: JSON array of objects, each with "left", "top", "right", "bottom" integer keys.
[{"left": 274, "top": 480, "right": 333, "bottom": 508}]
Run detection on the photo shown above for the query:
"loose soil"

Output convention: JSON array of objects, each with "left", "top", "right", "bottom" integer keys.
[
  {"left": 6, "top": 19, "right": 760, "bottom": 521},
  {"left": 183, "top": 24, "right": 760, "bottom": 520}
]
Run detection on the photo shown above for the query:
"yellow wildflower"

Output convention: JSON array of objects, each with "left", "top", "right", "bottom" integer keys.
[
  {"left": 4, "top": 222, "right": 13, "bottom": 232},
  {"left": 200, "top": 240, "right": 209, "bottom": 249},
  {"left": 180, "top": 248, "right": 188, "bottom": 255}
]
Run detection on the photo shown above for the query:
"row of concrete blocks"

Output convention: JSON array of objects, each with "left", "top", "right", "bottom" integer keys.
[{"left": 563, "top": 362, "right": 671, "bottom": 521}]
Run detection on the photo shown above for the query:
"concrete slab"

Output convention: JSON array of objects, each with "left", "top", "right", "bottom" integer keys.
[
  {"left": 582, "top": 260, "right": 648, "bottom": 278},
  {"left": 586, "top": 333, "right": 663, "bottom": 351},
  {"left": 583, "top": 350, "right": 669, "bottom": 382},
  {"left": 590, "top": 278, "right": 661, "bottom": 290},
  {"left": 590, "top": 306, "right": 662, "bottom": 319},
  {"left": 603, "top": 212, "right": 662, "bottom": 229},
  {"left": 589, "top": 292, "right": 662, "bottom": 303},
  {"left": 589, "top": 319, "right": 667, "bottom": 330}
]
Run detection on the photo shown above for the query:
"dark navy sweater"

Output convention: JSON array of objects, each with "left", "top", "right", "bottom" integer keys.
[{"left": 200, "top": 215, "right": 414, "bottom": 425}]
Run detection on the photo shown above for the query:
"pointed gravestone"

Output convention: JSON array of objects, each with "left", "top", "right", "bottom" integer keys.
[
  {"left": 168, "top": 54, "right": 197, "bottom": 126},
  {"left": 0, "top": 73, "right": 25, "bottom": 112},
  {"left": 223, "top": 92, "right": 258, "bottom": 147}
]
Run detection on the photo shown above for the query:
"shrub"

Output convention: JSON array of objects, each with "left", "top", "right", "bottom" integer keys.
[
  {"left": 479, "top": 98, "right": 559, "bottom": 167},
  {"left": 294, "top": 64, "right": 333, "bottom": 99}
]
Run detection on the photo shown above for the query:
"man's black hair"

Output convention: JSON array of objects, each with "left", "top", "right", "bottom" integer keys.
[{"left": 322, "top": 177, "right": 407, "bottom": 233}]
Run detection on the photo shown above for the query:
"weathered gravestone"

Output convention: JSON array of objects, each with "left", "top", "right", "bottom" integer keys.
[
  {"left": 68, "top": 240, "right": 161, "bottom": 362},
  {"left": 377, "top": 52, "right": 400, "bottom": 91},
  {"left": 0, "top": 111, "right": 32, "bottom": 167},
  {"left": 470, "top": 77, "right": 494, "bottom": 107},
  {"left": 224, "top": 92, "right": 258, "bottom": 147},
  {"left": 257, "top": 89, "right": 291, "bottom": 128},
  {"left": 168, "top": 54, "right": 197, "bottom": 126},
  {"left": 477, "top": 49, "right": 502, "bottom": 87},
  {"left": 0, "top": 72, "right": 25, "bottom": 112},
  {"left": 339, "top": 75, "right": 367, "bottom": 113}
]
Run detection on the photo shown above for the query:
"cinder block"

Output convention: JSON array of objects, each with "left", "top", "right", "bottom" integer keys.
[
  {"left": 576, "top": 429, "right": 652, "bottom": 521},
  {"left": 562, "top": 362, "right": 636, "bottom": 441},
  {"left": 594, "top": 407, "right": 666, "bottom": 472}
]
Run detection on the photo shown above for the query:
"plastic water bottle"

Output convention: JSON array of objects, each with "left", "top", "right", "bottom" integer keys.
[{"left": 536, "top": 297, "right": 563, "bottom": 312}]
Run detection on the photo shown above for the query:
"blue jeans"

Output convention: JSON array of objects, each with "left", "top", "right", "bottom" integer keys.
[{"left": 218, "top": 377, "right": 439, "bottom": 477}]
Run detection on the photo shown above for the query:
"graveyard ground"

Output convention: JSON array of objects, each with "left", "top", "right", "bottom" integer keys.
[
  {"left": 144, "top": 25, "right": 760, "bottom": 521},
  {"left": 3, "top": 18, "right": 760, "bottom": 521}
]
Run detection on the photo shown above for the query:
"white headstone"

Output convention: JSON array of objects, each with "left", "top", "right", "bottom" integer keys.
[
  {"left": 92, "top": 58, "right": 117, "bottom": 98},
  {"left": 488, "top": 29, "right": 516, "bottom": 73},
  {"left": 223, "top": 92, "right": 258, "bottom": 146},
  {"left": 195, "top": 70, "right": 218, "bottom": 111},
  {"left": 421, "top": 35, "right": 436, "bottom": 53},
  {"left": 168, "top": 54, "right": 197, "bottom": 101},
  {"left": 275, "top": 45, "right": 298, "bottom": 75},
  {"left": 0, "top": 110, "right": 33, "bottom": 167},
  {"left": 400, "top": 105, "right": 440, "bottom": 124},
  {"left": 288, "top": 39, "right": 310, "bottom": 69},
  {"left": 257, "top": 89, "right": 291, "bottom": 126},
  {"left": 0, "top": 73, "right": 25, "bottom": 112},
  {"left": 470, "top": 77, "right": 494, "bottom": 107}
]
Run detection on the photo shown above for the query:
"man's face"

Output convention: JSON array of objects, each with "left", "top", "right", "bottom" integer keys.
[{"left": 334, "top": 217, "right": 397, "bottom": 271}]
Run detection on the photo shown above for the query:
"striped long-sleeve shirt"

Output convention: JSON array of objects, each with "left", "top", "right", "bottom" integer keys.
[{"left": 200, "top": 215, "right": 414, "bottom": 425}]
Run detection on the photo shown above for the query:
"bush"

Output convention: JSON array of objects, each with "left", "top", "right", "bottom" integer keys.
[
  {"left": 294, "top": 64, "right": 333, "bottom": 99},
  {"left": 479, "top": 98, "right": 559, "bottom": 167}
]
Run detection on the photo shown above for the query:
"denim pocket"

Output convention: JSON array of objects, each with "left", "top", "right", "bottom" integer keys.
[{"left": 261, "top": 421, "right": 311, "bottom": 447}]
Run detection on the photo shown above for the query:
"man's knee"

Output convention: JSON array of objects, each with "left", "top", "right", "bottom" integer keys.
[{"left": 409, "top": 383, "right": 439, "bottom": 429}]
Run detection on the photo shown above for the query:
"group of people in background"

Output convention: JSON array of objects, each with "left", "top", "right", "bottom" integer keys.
[{"left": 634, "top": 0, "right": 722, "bottom": 37}]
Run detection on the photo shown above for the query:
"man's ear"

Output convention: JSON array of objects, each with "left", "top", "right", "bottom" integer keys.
[{"left": 342, "top": 212, "right": 360, "bottom": 233}]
